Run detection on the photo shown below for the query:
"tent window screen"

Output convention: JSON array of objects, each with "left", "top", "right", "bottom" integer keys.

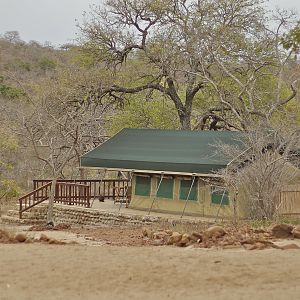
[
  {"left": 211, "top": 186, "right": 229, "bottom": 205},
  {"left": 156, "top": 178, "right": 174, "bottom": 199},
  {"left": 135, "top": 176, "right": 151, "bottom": 196},
  {"left": 180, "top": 180, "right": 197, "bottom": 201}
]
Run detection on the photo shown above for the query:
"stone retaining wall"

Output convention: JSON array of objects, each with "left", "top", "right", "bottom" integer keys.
[{"left": 21, "top": 204, "right": 209, "bottom": 227}]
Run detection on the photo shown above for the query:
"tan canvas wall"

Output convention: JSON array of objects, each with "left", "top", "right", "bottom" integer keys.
[{"left": 129, "top": 175, "right": 243, "bottom": 218}]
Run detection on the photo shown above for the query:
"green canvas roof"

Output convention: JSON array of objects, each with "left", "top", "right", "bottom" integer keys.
[{"left": 80, "top": 128, "right": 244, "bottom": 175}]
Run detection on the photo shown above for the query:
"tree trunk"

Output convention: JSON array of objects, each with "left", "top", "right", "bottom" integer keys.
[
  {"left": 47, "top": 178, "right": 57, "bottom": 226},
  {"left": 179, "top": 110, "right": 192, "bottom": 130},
  {"left": 79, "top": 168, "right": 86, "bottom": 179}
]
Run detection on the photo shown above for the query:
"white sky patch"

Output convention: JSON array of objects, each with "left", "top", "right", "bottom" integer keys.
[{"left": 0, "top": 0, "right": 299, "bottom": 46}]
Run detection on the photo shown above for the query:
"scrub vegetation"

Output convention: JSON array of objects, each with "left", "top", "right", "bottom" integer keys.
[{"left": 1, "top": 0, "right": 300, "bottom": 222}]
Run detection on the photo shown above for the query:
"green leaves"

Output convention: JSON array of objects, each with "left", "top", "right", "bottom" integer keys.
[
  {"left": 107, "top": 96, "right": 179, "bottom": 134},
  {"left": 0, "top": 84, "right": 25, "bottom": 99},
  {"left": 0, "top": 179, "right": 20, "bottom": 200},
  {"left": 282, "top": 24, "right": 300, "bottom": 53}
]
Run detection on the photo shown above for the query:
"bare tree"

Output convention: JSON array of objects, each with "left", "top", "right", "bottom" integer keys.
[
  {"left": 21, "top": 84, "right": 108, "bottom": 224},
  {"left": 79, "top": 0, "right": 299, "bottom": 130},
  {"left": 218, "top": 124, "right": 300, "bottom": 220}
]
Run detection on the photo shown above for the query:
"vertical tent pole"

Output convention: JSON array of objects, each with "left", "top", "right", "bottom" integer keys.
[
  {"left": 180, "top": 175, "right": 196, "bottom": 219},
  {"left": 214, "top": 188, "right": 226, "bottom": 222},
  {"left": 91, "top": 168, "right": 106, "bottom": 207},
  {"left": 118, "top": 171, "right": 134, "bottom": 212},
  {"left": 148, "top": 173, "right": 164, "bottom": 215}
]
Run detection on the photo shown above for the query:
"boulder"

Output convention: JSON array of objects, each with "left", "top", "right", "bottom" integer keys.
[
  {"left": 271, "top": 224, "right": 293, "bottom": 239},
  {"left": 164, "top": 230, "right": 173, "bottom": 235},
  {"left": 48, "top": 239, "right": 66, "bottom": 245},
  {"left": 205, "top": 226, "right": 226, "bottom": 239},
  {"left": 153, "top": 231, "right": 169, "bottom": 240},
  {"left": 292, "top": 226, "right": 300, "bottom": 239},
  {"left": 167, "top": 232, "right": 182, "bottom": 245},
  {"left": 142, "top": 227, "right": 153, "bottom": 238},
  {"left": 280, "top": 243, "right": 300, "bottom": 250},
  {"left": 152, "top": 239, "right": 164, "bottom": 246},
  {"left": 189, "top": 232, "right": 202, "bottom": 242},
  {"left": 15, "top": 233, "right": 27, "bottom": 243},
  {"left": 39, "top": 233, "right": 50, "bottom": 242},
  {"left": 175, "top": 234, "right": 194, "bottom": 247}
]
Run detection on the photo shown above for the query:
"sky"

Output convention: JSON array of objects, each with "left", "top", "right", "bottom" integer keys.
[{"left": 0, "top": 0, "right": 300, "bottom": 46}]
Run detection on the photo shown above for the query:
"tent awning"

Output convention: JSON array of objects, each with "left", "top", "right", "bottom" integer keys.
[{"left": 80, "top": 128, "right": 244, "bottom": 175}]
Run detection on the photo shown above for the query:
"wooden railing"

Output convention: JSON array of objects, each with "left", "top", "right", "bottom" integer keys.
[
  {"left": 19, "top": 182, "right": 91, "bottom": 219},
  {"left": 54, "top": 182, "right": 91, "bottom": 207},
  {"left": 19, "top": 182, "right": 52, "bottom": 218},
  {"left": 33, "top": 179, "right": 131, "bottom": 202}
]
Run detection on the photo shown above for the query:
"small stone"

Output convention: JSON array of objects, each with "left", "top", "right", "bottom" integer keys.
[
  {"left": 271, "top": 224, "right": 293, "bottom": 239},
  {"left": 15, "top": 233, "right": 27, "bottom": 243}
]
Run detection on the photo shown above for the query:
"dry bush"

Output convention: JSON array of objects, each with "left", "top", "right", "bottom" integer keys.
[{"left": 218, "top": 126, "right": 300, "bottom": 220}]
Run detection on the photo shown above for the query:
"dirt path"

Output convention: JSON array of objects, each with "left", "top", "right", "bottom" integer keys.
[{"left": 1, "top": 244, "right": 300, "bottom": 300}]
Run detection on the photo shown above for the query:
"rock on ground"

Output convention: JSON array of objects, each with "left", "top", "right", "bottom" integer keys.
[{"left": 271, "top": 224, "right": 294, "bottom": 238}]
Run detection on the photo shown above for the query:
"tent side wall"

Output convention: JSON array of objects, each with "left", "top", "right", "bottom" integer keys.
[{"left": 129, "top": 174, "right": 247, "bottom": 218}]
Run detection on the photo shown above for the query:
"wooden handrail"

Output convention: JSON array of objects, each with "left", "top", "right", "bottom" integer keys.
[
  {"left": 19, "top": 181, "right": 92, "bottom": 219},
  {"left": 19, "top": 182, "right": 52, "bottom": 201},
  {"left": 19, "top": 182, "right": 52, "bottom": 218},
  {"left": 33, "top": 179, "right": 131, "bottom": 201}
]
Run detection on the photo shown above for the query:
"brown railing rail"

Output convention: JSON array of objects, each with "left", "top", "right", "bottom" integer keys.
[
  {"left": 19, "top": 182, "right": 52, "bottom": 219},
  {"left": 33, "top": 179, "right": 130, "bottom": 202},
  {"left": 19, "top": 181, "right": 91, "bottom": 219}
]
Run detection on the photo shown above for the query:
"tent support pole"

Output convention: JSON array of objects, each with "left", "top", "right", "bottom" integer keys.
[
  {"left": 214, "top": 189, "right": 226, "bottom": 222},
  {"left": 148, "top": 173, "right": 164, "bottom": 215},
  {"left": 118, "top": 171, "right": 134, "bottom": 212},
  {"left": 180, "top": 175, "right": 196, "bottom": 219},
  {"left": 91, "top": 168, "right": 107, "bottom": 207}
]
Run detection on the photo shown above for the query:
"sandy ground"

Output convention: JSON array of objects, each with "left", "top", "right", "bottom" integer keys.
[{"left": 1, "top": 243, "right": 300, "bottom": 300}]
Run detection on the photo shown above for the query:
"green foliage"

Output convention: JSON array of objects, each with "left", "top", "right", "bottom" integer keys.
[
  {"left": 107, "top": 96, "right": 179, "bottom": 135},
  {"left": 282, "top": 24, "right": 300, "bottom": 53},
  {"left": 69, "top": 46, "right": 98, "bottom": 68},
  {"left": 0, "top": 83, "right": 26, "bottom": 99},
  {"left": 0, "top": 130, "right": 18, "bottom": 171},
  {"left": 16, "top": 60, "right": 31, "bottom": 71},
  {"left": 38, "top": 57, "right": 56, "bottom": 71},
  {"left": 0, "top": 179, "right": 20, "bottom": 199}
]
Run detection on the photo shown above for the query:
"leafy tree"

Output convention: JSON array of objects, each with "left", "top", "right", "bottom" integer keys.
[
  {"left": 108, "top": 95, "right": 179, "bottom": 134},
  {"left": 38, "top": 57, "right": 56, "bottom": 71},
  {"left": 79, "top": 0, "right": 299, "bottom": 130}
]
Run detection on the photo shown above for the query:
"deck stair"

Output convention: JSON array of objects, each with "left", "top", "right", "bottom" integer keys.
[{"left": 1, "top": 204, "right": 47, "bottom": 225}]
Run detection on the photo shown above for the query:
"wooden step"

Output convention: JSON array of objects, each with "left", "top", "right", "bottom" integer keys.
[{"left": 1, "top": 215, "right": 45, "bottom": 225}]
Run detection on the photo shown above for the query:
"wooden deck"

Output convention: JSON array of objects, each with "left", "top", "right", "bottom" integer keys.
[{"left": 19, "top": 179, "right": 131, "bottom": 218}]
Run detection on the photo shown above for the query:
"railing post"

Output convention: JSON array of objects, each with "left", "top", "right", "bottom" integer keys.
[
  {"left": 112, "top": 181, "right": 116, "bottom": 202},
  {"left": 19, "top": 199, "right": 22, "bottom": 219}
]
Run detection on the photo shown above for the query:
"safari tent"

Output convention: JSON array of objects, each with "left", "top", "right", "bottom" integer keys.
[{"left": 80, "top": 128, "right": 246, "bottom": 218}]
